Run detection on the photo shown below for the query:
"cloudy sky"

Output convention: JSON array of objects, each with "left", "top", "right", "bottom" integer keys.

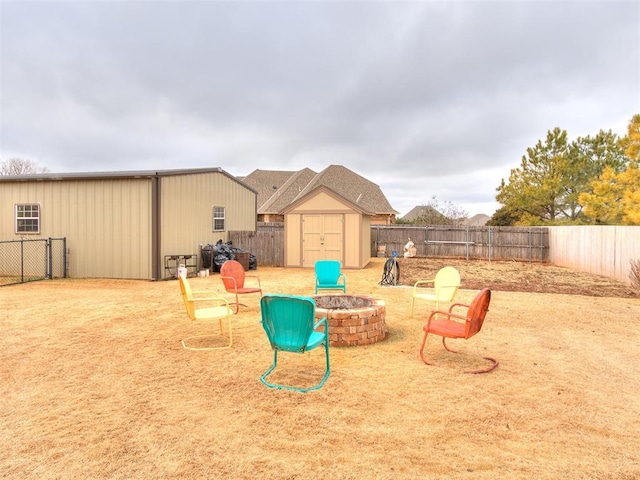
[{"left": 1, "top": 1, "right": 638, "bottom": 217}]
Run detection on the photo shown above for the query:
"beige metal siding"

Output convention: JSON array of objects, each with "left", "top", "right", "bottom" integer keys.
[
  {"left": 0, "top": 178, "right": 153, "bottom": 279},
  {"left": 159, "top": 172, "right": 256, "bottom": 275}
]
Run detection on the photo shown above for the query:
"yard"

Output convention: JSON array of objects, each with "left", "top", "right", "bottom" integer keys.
[{"left": 1, "top": 257, "right": 639, "bottom": 479}]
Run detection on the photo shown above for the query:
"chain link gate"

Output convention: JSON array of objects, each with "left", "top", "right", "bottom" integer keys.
[{"left": 0, "top": 237, "right": 67, "bottom": 287}]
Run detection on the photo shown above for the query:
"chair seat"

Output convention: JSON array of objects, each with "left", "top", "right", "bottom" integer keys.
[
  {"left": 424, "top": 319, "right": 466, "bottom": 338},
  {"left": 276, "top": 330, "right": 326, "bottom": 352},
  {"left": 413, "top": 292, "right": 438, "bottom": 301},
  {"left": 194, "top": 305, "right": 234, "bottom": 320},
  {"left": 236, "top": 287, "right": 262, "bottom": 294}
]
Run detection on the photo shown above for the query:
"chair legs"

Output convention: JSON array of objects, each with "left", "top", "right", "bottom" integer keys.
[
  {"left": 181, "top": 317, "right": 233, "bottom": 350},
  {"left": 260, "top": 343, "right": 330, "bottom": 392},
  {"left": 419, "top": 332, "right": 498, "bottom": 374}
]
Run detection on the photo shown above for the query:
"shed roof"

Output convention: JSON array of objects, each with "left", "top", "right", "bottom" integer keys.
[{"left": 243, "top": 165, "right": 398, "bottom": 216}]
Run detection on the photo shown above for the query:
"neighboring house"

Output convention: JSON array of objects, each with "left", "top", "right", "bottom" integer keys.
[
  {"left": 0, "top": 168, "right": 256, "bottom": 280},
  {"left": 241, "top": 165, "right": 398, "bottom": 225},
  {"left": 401, "top": 206, "right": 490, "bottom": 227},
  {"left": 462, "top": 214, "right": 490, "bottom": 227},
  {"left": 401, "top": 205, "right": 448, "bottom": 224}
]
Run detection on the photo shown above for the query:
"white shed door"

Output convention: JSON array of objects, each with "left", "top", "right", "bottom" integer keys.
[{"left": 302, "top": 214, "right": 343, "bottom": 267}]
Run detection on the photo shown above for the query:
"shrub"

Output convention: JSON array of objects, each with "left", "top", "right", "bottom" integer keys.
[{"left": 630, "top": 259, "right": 640, "bottom": 290}]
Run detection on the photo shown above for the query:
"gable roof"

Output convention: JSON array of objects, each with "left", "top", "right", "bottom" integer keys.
[
  {"left": 281, "top": 184, "right": 374, "bottom": 215},
  {"left": 239, "top": 169, "right": 301, "bottom": 210},
  {"left": 244, "top": 165, "right": 398, "bottom": 216},
  {"left": 401, "top": 205, "right": 445, "bottom": 222},
  {"left": 462, "top": 214, "right": 490, "bottom": 226}
]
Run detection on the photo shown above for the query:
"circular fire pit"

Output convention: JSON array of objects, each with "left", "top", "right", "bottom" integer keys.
[{"left": 313, "top": 294, "right": 387, "bottom": 347}]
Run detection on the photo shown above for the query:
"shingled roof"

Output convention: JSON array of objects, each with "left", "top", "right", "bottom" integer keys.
[{"left": 242, "top": 165, "right": 398, "bottom": 215}]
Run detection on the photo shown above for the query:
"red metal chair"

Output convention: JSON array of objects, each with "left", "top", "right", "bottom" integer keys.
[
  {"left": 219, "top": 260, "right": 262, "bottom": 313},
  {"left": 419, "top": 288, "right": 498, "bottom": 374}
]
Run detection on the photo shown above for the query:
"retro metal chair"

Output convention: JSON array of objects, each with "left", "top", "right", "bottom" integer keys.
[
  {"left": 178, "top": 275, "right": 234, "bottom": 350},
  {"left": 314, "top": 260, "right": 346, "bottom": 294},
  {"left": 260, "top": 295, "right": 330, "bottom": 392},
  {"left": 219, "top": 259, "right": 262, "bottom": 313},
  {"left": 411, "top": 266, "right": 460, "bottom": 316},
  {"left": 419, "top": 288, "right": 498, "bottom": 374}
]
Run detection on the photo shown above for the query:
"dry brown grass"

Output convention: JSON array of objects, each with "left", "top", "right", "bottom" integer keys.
[{"left": 2, "top": 258, "right": 639, "bottom": 479}]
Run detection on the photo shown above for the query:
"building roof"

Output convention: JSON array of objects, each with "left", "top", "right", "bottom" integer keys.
[
  {"left": 461, "top": 214, "right": 491, "bottom": 226},
  {"left": 0, "top": 167, "right": 254, "bottom": 191},
  {"left": 402, "top": 205, "right": 490, "bottom": 226},
  {"left": 244, "top": 165, "right": 398, "bottom": 216},
  {"left": 401, "top": 205, "right": 445, "bottom": 222}
]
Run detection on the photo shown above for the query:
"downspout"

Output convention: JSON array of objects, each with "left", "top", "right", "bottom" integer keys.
[{"left": 151, "top": 175, "right": 161, "bottom": 281}]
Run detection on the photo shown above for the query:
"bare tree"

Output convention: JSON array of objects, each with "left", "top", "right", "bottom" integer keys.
[
  {"left": 417, "top": 196, "right": 469, "bottom": 226},
  {"left": 0, "top": 158, "right": 50, "bottom": 175}
]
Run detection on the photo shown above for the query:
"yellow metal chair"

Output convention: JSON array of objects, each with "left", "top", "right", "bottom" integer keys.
[
  {"left": 178, "top": 275, "right": 234, "bottom": 350},
  {"left": 411, "top": 266, "right": 461, "bottom": 316}
]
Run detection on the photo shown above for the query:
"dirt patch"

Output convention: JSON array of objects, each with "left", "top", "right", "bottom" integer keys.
[{"left": 393, "top": 257, "right": 639, "bottom": 298}]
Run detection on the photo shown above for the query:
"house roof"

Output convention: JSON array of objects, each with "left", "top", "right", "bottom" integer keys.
[
  {"left": 239, "top": 169, "right": 301, "bottom": 212},
  {"left": 461, "top": 214, "right": 490, "bottom": 226},
  {"left": 401, "top": 205, "right": 445, "bottom": 222},
  {"left": 244, "top": 165, "right": 398, "bottom": 216},
  {"left": 402, "top": 206, "right": 490, "bottom": 226}
]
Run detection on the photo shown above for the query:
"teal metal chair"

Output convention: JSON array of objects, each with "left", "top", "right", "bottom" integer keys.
[
  {"left": 260, "top": 295, "right": 330, "bottom": 392},
  {"left": 314, "top": 260, "right": 346, "bottom": 294}
]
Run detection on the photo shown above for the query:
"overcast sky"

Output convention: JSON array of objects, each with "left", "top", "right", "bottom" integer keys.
[{"left": 1, "top": 1, "right": 638, "bottom": 217}]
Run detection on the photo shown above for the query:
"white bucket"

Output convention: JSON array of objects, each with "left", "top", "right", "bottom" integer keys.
[{"left": 177, "top": 264, "right": 188, "bottom": 278}]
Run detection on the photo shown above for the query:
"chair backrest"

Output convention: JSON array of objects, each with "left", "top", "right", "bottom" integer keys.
[
  {"left": 178, "top": 276, "right": 196, "bottom": 320},
  {"left": 220, "top": 260, "right": 245, "bottom": 290},
  {"left": 315, "top": 260, "right": 341, "bottom": 284},
  {"left": 434, "top": 266, "right": 461, "bottom": 301},
  {"left": 465, "top": 288, "right": 491, "bottom": 338},
  {"left": 260, "top": 295, "right": 316, "bottom": 353}
]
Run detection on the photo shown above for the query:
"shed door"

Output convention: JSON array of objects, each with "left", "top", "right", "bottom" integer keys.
[{"left": 302, "top": 214, "right": 343, "bottom": 267}]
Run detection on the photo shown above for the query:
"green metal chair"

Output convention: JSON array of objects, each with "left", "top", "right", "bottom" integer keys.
[
  {"left": 314, "top": 260, "right": 346, "bottom": 294},
  {"left": 260, "top": 295, "right": 330, "bottom": 392}
]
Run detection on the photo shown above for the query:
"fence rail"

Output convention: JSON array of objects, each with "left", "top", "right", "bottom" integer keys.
[
  {"left": 0, "top": 237, "right": 67, "bottom": 287},
  {"left": 373, "top": 225, "right": 549, "bottom": 262},
  {"left": 229, "top": 224, "right": 549, "bottom": 267}
]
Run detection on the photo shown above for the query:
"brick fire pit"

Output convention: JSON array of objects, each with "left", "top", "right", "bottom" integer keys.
[{"left": 313, "top": 294, "right": 387, "bottom": 347}]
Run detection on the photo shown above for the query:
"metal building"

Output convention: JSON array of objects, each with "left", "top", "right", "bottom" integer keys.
[{"left": 0, "top": 168, "right": 257, "bottom": 280}]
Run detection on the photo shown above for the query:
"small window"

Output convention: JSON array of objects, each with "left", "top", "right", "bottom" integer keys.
[
  {"left": 213, "top": 206, "right": 225, "bottom": 232},
  {"left": 15, "top": 203, "right": 41, "bottom": 234}
]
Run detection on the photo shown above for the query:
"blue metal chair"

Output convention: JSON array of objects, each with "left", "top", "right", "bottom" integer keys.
[
  {"left": 314, "top": 260, "right": 346, "bottom": 294},
  {"left": 260, "top": 295, "right": 330, "bottom": 392}
]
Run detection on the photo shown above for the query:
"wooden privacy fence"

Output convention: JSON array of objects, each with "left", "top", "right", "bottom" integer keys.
[
  {"left": 371, "top": 226, "right": 549, "bottom": 262},
  {"left": 548, "top": 226, "right": 640, "bottom": 285},
  {"left": 230, "top": 224, "right": 549, "bottom": 267},
  {"left": 229, "top": 222, "right": 284, "bottom": 268}
]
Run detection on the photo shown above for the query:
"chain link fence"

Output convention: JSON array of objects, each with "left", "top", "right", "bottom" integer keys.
[{"left": 0, "top": 237, "right": 67, "bottom": 287}]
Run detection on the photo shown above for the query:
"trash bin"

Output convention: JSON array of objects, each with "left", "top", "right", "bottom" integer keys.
[{"left": 235, "top": 252, "right": 250, "bottom": 271}]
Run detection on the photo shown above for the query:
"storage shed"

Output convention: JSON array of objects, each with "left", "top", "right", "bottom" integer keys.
[
  {"left": 281, "top": 185, "right": 372, "bottom": 269},
  {"left": 0, "top": 168, "right": 257, "bottom": 280}
]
